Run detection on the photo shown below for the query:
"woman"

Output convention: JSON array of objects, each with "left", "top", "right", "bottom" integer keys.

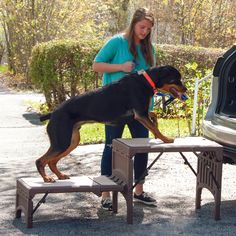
[{"left": 93, "top": 7, "right": 156, "bottom": 210}]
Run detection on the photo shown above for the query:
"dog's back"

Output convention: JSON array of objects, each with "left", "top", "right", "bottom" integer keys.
[{"left": 53, "top": 75, "right": 151, "bottom": 124}]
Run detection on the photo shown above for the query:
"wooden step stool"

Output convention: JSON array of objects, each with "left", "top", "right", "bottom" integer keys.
[
  {"left": 15, "top": 175, "right": 124, "bottom": 228},
  {"left": 112, "top": 137, "right": 223, "bottom": 222}
]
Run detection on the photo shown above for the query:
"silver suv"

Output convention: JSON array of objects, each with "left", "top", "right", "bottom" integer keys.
[{"left": 202, "top": 45, "right": 236, "bottom": 163}]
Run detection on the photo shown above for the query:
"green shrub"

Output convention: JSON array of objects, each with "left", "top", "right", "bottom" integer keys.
[
  {"left": 156, "top": 44, "right": 223, "bottom": 69},
  {"left": 29, "top": 39, "right": 103, "bottom": 109}
]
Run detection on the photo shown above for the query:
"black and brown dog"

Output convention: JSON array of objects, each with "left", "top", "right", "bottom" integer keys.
[{"left": 37, "top": 65, "right": 187, "bottom": 182}]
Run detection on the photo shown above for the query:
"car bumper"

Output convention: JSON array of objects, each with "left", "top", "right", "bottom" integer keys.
[{"left": 202, "top": 119, "right": 236, "bottom": 163}]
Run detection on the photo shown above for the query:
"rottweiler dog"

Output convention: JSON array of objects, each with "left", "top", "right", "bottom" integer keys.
[{"left": 37, "top": 65, "right": 187, "bottom": 182}]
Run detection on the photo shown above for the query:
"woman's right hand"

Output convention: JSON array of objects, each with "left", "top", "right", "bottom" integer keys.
[{"left": 122, "top": 61, "right": 135, "bottom": 73}]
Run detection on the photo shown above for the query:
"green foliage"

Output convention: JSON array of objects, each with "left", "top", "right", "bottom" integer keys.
[
  {"left": 156, "top": 44, "right": 223, "bottom": 69},
  {"left": 155, "top": 44, "right": 222, "bottom": 135},
  {"left": 80, "top": 123, "right": 132, "bottom": 144},
  {"left": 29, "top": 39, "right": 103, "bottom": 109}
]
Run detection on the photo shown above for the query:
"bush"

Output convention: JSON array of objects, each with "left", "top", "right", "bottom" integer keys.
[
  {"left": 156, "top": 44, "right": 223, "bottom": 69},
  {"left": 29, "top": 39, "right": 103, "bottom": 109}
]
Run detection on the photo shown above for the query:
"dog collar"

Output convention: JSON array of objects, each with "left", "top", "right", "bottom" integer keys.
[{"left": 138, "top": 69, "right": 158, "bottom": 94}]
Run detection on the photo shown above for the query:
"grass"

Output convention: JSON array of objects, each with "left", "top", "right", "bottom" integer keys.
[{"left": 79, "top": 118, "right": 191, "bottom": 145}]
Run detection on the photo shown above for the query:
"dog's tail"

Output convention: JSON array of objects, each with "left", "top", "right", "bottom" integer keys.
[{"left": 39, "top": 113, "right": 51, "bottom": 122}]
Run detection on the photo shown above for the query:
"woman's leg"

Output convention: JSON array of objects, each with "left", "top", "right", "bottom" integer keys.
[
  {"left": 101, "top": 124, "right": 124, "bottom": 200},
  {"left": 101, "top": 124, "right": 124, "bottom": 176},
  {"left": 128, "top": 119, "right": 149, "bottom": 191},
  {"left": 128, "top": 120, "right": 156, "bottom": 204}
]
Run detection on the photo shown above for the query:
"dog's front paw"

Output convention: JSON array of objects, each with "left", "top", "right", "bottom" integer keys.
[
  {"left": 58, "top": 174, "right": 70, "bottom": 180},
  {"left": 43, "top": 176, "right": 56, "bottom": 183},
  {"left": 163, "top": 137, "right": 174, "bottom": 143}
]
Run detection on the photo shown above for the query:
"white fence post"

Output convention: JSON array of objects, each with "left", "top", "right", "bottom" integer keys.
[
  {"left": 191, "top": 78, "right": 199, "bottom": 135},
  {"left": 191, "top": 74, "right": 212, "bottom": 136}
]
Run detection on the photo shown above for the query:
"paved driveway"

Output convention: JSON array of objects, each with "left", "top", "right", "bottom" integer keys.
[{"left": 0, "top": 85, "right": 236, "bottom": 235}]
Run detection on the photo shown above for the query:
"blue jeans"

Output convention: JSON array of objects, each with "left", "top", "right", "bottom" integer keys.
[{"left": 101, "top": 120, "right": 148, "bottom": 183}]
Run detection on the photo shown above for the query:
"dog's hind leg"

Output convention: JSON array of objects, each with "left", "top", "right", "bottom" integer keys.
[
  {"left": 48, "top": 130, "right": 81, "bottom": 180},
  {"left": 36, "top": 148, "right": 62, "bottom": 182},
  {"left": 36, "top": 118, "right": 76, "bottom": 182}
]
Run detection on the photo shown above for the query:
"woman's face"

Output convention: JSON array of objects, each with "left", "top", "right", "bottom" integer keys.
[{"left": 134, "top": 19, "right": 153, "bottom": 44}]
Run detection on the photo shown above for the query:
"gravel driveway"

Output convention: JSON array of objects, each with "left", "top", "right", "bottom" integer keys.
[{"left": 0, "top": 84, "right": 236, "bottom": 236}]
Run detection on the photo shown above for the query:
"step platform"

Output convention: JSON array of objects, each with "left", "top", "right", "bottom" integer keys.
[{"left": 15, "top": 175, "right": 124, "bottom": 228}]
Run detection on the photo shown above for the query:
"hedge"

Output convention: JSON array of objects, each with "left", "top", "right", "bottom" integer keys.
[
  {"left": 156, "top": 44, "right": 224, "bottom": 69},
  {"left": 29, "top": 39, "right": 103, "bottom": 109}
]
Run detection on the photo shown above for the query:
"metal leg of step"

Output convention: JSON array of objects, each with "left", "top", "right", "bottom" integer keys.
[
  {"left": 32, "top": 192, "right": 49, "bottom": 215},
  {"left": 133, "top": 152, "right": 163, "bottom": 189},
  {"left": 179, "top": 152, "right": 197, "bottom": 176}
]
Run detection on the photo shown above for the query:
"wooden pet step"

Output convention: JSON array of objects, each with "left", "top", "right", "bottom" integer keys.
[{"left": 15, "top": 175, "right": 124, "bottom": 228}]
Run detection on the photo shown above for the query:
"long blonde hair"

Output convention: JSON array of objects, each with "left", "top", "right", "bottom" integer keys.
[{"left": 124, "top": 8, "right": 155, "bottom": 66}]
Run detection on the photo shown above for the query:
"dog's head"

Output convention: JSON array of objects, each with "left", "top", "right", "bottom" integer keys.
[{"left": 149, "top": 65, "right": 187, "bottom": 100}]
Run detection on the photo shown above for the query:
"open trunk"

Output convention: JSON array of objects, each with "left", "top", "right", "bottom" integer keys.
[{"left": 202, "top": 45, "right": 236, "bottom": 163}]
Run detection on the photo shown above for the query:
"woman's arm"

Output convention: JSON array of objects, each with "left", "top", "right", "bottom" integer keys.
[{"left": 93, "top": 61, "right": 134, "bottom": 73}]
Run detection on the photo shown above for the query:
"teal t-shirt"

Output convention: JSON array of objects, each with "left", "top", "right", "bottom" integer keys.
[{"left": 94, "top": 34, "right": 156, "bottom": 86}]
